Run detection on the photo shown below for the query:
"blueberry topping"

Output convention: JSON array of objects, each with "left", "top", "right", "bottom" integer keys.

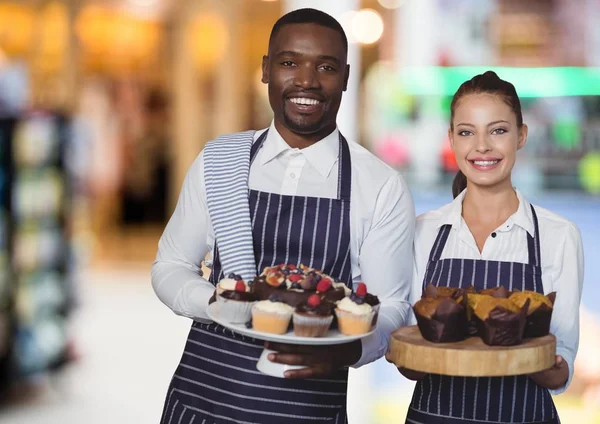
[
  {"left": 290, "top": 282, "right": 302, "bottom": 289},
  {"left": 245, "top": 321, "right": 253, "bottom": 329},
  {"left": 268, "top": 293, "right": 283, "bottom": 303},
  {"left": 350, "top": 293, "right": 365, "bottom": 305},
  {"left": 228, "top": 273, "right": 243, "bottom": 281}
]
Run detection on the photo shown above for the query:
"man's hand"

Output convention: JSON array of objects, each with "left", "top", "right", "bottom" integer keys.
[
  {"left": 529, "top": 355, "right": 568, "bottom": 390},
  {"left": 384, "top": 350, "right": 426, "bottom": 381},
  {"left": 265, "top": 340, "right": 362, "bottom": 379}
]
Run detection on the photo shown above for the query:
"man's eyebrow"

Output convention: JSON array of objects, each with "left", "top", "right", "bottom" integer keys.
[
  {"left": 317, "top": 55, "right": 341, "bottom": 65},
  {"left": 275, "top": 50, "right": 301, "bottom": 58}
]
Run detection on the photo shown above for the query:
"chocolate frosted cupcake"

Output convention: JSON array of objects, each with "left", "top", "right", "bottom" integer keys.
[
  {"left": 217, "top": 279, "right": 257, "bottom": 324},
  {"left": 509, "top": 290, "right": 556, "bottom": 338},
  {"left": 413, "top": 294, "right": 469, "bottom": 343},
  {"left": 293, "top": 295, "right": 334, "bottom": 337},
  {"left": 473, "top": 297, "right": 529, "bottom": 346}
]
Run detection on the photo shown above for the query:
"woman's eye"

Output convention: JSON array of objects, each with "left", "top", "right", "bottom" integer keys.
[
  {"left": 458, "top": 130, "right": 472, "bottom": 136},
  {"left": 492, "top": 128, "right": 507, "bottom": 135}
]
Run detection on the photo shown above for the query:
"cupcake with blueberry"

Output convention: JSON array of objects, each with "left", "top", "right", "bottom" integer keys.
[
  {"left": 216, "top": 273, "right": 244, "bottom": 295},
  {"left": 293, "top": 294, "right": 334, "bottom": 337},
  {"left": 251, "top": 294, "right": 294, "bottom": 335},
  {"left": 335, "top": 283, "right": 375, "bottom": 335},
  {"left": 217, "top": 278, "right": 257, "bottom": 324}
]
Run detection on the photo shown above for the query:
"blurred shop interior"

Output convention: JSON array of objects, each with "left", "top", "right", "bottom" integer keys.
[{"left": 0, "top": 0, "right": 599, "bottom": 423}]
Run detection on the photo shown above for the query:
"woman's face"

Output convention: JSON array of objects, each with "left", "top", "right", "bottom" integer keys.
[{"left": 449, "top": 93, "right": 527, "bottom": 192}]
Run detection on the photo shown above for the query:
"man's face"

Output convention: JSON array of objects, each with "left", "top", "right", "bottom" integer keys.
[{"left": 262, "top": 23, "right": 349, "bottom": 138}]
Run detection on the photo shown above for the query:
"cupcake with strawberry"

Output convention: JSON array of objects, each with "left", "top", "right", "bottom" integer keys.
[
  {"left": 293, "top": 294, "right": 335, "bottom": 337},
  {"left": 217, "top": 278, "right": 257, "bottom": 324},
  {"left": 335, "top": 283, "right": 376, "bottom": 335}
]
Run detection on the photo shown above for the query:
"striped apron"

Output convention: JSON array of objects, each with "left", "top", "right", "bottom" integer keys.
[
  {"left": 406, "top": 206, "right": 560, "bottom": 424},
  {"left": 160, "top": 130, "right": 353, "bottom": 424}
]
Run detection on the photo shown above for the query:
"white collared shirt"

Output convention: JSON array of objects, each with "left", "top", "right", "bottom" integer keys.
[
  {"left": 411, "top": 189, "right": 584, "bottom": 394},
  {"left": 152, "top": 121, "right": 416, "bottom": 367}
]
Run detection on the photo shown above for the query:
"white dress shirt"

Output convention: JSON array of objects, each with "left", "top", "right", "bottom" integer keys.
[
  {"left": 152, "top": 121, "right": 416, "bottom": 367},
  {"left": 410, "top": 189, "right": 584, "bottom": 394}
]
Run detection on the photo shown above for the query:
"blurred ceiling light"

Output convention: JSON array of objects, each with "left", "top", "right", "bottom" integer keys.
[
  {"left": 351, "top": 9, "right": 384, "bottom": 45},
  {"left": 189, "top": 13, "right": 229, "bottom": 74},
  {"left": 378, "top": 0, "right": 406, "bottom": 9},
  {"left": 126, "top": 0, "right": 160, "bottom": 6},
  {"left": 339, "top": 11, "right": 358, "bottom": 44}
]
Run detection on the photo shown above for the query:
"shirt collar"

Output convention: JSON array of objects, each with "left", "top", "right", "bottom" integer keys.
[
  {"left": 257, "top": 121, "right": 340, "bottom": 178},
  {"left": 437, "top": 188, "right": 535, "bottom": 236}
]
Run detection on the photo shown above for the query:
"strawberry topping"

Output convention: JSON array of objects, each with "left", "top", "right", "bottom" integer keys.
[
  {"left": 288, "top": 274, "right": 303, "bottom": 283},
  {"left": 316, "top": 278, "right": 332, "bottom": 292},
  {"left": 356, "top": 282, "right": 367, "bottom": 297},
  {"left": 235, "top": 281, "right": 246, "bottom": 292},
  {"left": 307, "top": 294, "right": 321, "bottom": 307}
]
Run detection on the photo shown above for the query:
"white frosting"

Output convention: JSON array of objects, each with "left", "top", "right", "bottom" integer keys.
[
  {"left": 218, "top": 278, "right": 248, "bottom": 292},
  {"left": 254, "top": 300, "right": 294, "bottom": 314},
  {"left": 337, "top": 297, "right": 373, "bottom": 315}
]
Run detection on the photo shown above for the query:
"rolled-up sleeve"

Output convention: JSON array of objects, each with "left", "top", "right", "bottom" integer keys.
[
  {"left": 548, "top": 223, "right": 584, "bottom": 395},
  {"left": 151, "top": 151, "right": 216, "bottom": 322},
  {"left": 352, "top": 174, "right": 415, "bottom": 367}
]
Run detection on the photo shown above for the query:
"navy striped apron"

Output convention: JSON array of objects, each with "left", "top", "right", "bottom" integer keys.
[
  {"left": 407, "top": 206, "right": 560, "bottom": 424},
  {"left": 161, "top": 130, "right": 353, "bottom": 424}
]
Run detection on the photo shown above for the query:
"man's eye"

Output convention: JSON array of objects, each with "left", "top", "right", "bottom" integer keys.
[
  {"left": 281, "top": 61, "right": 296, "bottom": 67},
  {"left": 319, "top": 65, "right": 335, "bottom": 72}
]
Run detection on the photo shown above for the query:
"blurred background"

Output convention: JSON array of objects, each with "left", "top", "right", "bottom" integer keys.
[{"left": 0, "top": 0, "right": 599, "bottom": 423}]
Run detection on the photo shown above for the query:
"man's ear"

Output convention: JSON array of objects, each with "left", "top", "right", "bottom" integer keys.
[
  {"left": 261, "top": 55, "right": 269, "bottom": 84},
  {"left": 343, "top": 64, "right": 350, "bottom": 91},
  {"left": 517, "top": 124, "right": 528, "bottom": 150}
]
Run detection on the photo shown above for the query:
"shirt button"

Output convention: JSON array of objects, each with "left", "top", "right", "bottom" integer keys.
[
  {"left": 290, "top": 173, "right": 296, "bottom": 179},
  {"left": 491, "top": 232, "right": 497, "bottom": 238}
]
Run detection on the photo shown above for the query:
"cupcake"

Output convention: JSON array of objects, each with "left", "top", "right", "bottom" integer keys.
[
  {"left": 217, "top": 279, "right": 257, "bottom": 324},
  {"left": 216, "top": 273, "right": 243, "bottom": 296},
  {"left": 293, "top": 295, "right": 334, "bottom": 337},
  {"left": 335, "top": 284, "right": 375, "bottom": 335},
  {"left": 473, "top": 296, "right": 529, "bottom": 346},
  {"left": 413, "top": 294, "right": 469, "bottom": 343},
  {"left": 509, "top": 290, "right": 556, "bottom": 338},
  {"left": 251, "top": 296, "right": 294, "bottom": 335}
]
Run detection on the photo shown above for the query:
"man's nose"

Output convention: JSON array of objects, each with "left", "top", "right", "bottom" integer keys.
[{"left": 294, "top": 65, "right": 320, "bottom": 89}]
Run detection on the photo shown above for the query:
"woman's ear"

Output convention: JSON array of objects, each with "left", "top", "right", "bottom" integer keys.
[{"left": 517, "top": 124, "right": 528, "bottom": 150}]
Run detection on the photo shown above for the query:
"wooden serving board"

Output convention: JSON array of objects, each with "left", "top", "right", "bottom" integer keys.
[{"left": 388, "top": 326, "right": 556, "bottom": 377}]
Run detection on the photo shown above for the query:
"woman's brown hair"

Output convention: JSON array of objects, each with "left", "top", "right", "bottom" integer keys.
[{"left": 449, "top": 71, "right": 523, "bottom": 198}]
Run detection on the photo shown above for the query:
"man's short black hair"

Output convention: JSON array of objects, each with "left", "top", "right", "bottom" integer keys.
[{"left": 269, "top": 8, "right": 348, "bottom": 55}]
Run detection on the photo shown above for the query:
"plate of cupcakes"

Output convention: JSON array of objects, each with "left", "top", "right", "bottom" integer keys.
[{"left": 206, "top": 264, "right": 377, "bottom": 345}]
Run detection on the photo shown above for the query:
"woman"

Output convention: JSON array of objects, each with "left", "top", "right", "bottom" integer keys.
[{"left": 398, "top": 71, "right": 584, "bottom": 423}]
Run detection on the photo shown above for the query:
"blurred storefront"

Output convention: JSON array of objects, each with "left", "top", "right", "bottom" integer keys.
[{"left": 0, "top": 0, "right": 599, "bottom": 422}]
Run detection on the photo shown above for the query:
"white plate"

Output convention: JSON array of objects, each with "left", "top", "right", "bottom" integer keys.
[{"left": 206, "top": 302, "right": 374, "bottom": 345}]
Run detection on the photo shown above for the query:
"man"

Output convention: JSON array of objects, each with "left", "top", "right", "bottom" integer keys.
[{"left": 152, "top": 8, "right": 414, "bottom": 424}]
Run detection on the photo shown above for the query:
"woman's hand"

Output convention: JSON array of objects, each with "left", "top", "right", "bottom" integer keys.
[
  {"left": 385, "top": 350, "right": 426, "bottom": 380},
  {"left": 528, "top": 355, "right": 568, "bottom": 390}
]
